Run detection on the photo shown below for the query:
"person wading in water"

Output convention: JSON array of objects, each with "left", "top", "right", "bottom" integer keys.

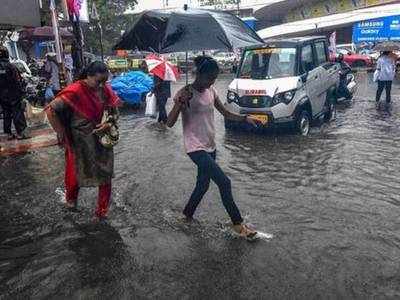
[
  {"left": 167, "top": 55, "right": 260, "bottom": 240},
  {"left": 45, "top": 62, "right": 121, "bottom": 222},
  {"left": 0, "top": 47, "right": 30, "bottom": 140}
]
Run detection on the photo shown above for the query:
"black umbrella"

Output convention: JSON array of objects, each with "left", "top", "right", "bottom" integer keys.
[{"left": 114, "top": 8, "right": 264, "bottom": 53}]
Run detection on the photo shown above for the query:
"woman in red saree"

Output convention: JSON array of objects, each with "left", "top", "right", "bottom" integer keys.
[{"left": 45, "top": 62, "right": 121, "bottom": 221}]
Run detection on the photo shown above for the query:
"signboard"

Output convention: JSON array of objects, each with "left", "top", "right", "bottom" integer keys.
[
  {"left": 108, "top": 59, "right": 128, "bottom": 69},
  {"left": 353, "top": 15, "right": 400, "bottom": 43},
  {"left": 0, "top": 0, "right": 40, "bottom": 28}
]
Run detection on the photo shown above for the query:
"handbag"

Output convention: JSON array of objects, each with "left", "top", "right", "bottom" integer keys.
[
  {"left": 98, "top": 109, "right": 119, "bottom": 149},
  {"left": 145, "top": 92, "right": 157, "bottom": 118},
  {"left": 373, "top": 70, "right": 380, "bottom": 83}
]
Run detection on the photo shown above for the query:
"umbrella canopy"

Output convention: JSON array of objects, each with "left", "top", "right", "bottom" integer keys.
[
  {"left": 373, "top": 41, "right": 400, "bottom": 52},
  {"left": 114, "top": 8, "right": 264, "bottom": 53},
  {"left": 19, "top": 26, "right": 73, "bottom": 41},
  {"left": 145, "top": 54, "right": 180, "bottom": 81}
]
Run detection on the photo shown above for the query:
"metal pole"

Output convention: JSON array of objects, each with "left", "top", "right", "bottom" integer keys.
[
  {"left": 185, "top": 51, "right": 188, "bottom": 85},
  {"left": 184, "top": 4, "right": 188, "bottom": 85},
  {"left": 236, "top": 0, "right": 240, "bottom": 17},
  {"left": 98, "top": 23, "right": 104, "bottom": 62},
  {"left": 50, "top": 0, "right": 62, "bottom": 64}
]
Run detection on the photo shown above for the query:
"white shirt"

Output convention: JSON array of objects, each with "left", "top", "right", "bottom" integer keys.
[{"left": 377, "top": 56, "right": 396, "bottom": 81}]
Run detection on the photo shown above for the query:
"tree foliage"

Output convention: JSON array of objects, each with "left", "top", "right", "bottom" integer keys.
[
  {"left": 39, "top": 0, "right": 137, "bottom": 55},
  {"left": 84, "top": 0, "right": 137, "bottom": 55}
]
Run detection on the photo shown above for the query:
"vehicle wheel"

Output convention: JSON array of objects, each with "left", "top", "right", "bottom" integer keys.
[
  {"left": 295, "top": 110, "right": 311, "bottom": 136},
  {"left": 352, "top": 60, "right": 366, "bottom": 68},
  {"left": 324, "top": 97, "right": 337, "bottom": 122}
]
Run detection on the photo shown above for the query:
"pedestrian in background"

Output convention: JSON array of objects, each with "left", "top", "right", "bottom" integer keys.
[
  {"left": 337, "top": 53, "right": 352, "bottom": 100},
  {"left": 167, "top": 55, "right": 260, "bottom": 240},
  {"left": 45, "top": 62, "right": 121, "bottom": 222},
  {"left": 154, "top": 75, "right": 171, "bottom": 124},
  {"left": 0, "top": 47, "right": 30, "bottom": 140},
  {"left": 139, "top": 60, "right": 149, "bottom": 74},
  {"left": 375, "top": 51, "right": 396, "bottom": 105},
  {"left": 45, "top": 53, "right": 61, "bottom": 96}
]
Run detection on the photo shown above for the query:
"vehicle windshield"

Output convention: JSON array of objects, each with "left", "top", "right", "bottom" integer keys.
[{"left": 239, "top": 48, "right": 297, "bottom": 79}]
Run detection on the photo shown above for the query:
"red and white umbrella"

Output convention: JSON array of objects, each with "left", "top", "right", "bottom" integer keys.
[{"left": 145, "top": 54, "right": 180, "bottom": 82}]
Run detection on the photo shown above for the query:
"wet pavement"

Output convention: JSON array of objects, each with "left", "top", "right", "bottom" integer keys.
[{"left": 1, "top": 73, "right": 400, "bottom": 299}]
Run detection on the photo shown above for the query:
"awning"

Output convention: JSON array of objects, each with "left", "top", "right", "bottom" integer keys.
[
  {"left": 0, "top": 0, "right": 40, "bottom": 29},
  {"left": 19, "top": 27, "right": 74, "bottom": 41},
  {"left": 257, "top": 3, "right": 400, "bottom": 39}
]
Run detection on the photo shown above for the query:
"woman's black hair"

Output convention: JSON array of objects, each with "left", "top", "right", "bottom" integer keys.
[
  {"left": 79, "top": 61, "right": 109, "bottom": 80},
  {"left": 382, "top": 51, "right": 391, "bottom": 56},
  {"left": 194, "top": 55, "right": 219, "bottom": 75}
]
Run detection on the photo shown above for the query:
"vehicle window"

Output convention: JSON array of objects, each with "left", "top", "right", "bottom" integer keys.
[
  {"left": 239, "top": 48, "right": 297, "bottom": 79},
  {"left": 338, "top": 49, "right": 349, "bottom": 55},
  {"left": 300, "top": 45, "right": 314, "bottom": 74},
  {"left": 315, "top": 41, "right": 327, "bottom": 66}
]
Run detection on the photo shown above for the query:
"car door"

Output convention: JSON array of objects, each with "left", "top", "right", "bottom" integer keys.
[
  {"left": 300, "top": 43, "right": 321, "bottom": 117},
  {"left": 313, "top": 40, "right": 333, "bottom": 112}
]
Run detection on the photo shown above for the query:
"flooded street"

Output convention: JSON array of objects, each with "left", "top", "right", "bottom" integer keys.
[{"left": 2, "top": 72, "right": 400, "bottom": 299}]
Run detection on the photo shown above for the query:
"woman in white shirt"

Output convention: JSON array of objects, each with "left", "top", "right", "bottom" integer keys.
[{"left": 375, "top": 51, "right": 396, "bottom": 104}]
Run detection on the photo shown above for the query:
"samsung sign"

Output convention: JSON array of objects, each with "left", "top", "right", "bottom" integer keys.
[{"left": 353, "top": 15, "right": 400, "bottom": 43}]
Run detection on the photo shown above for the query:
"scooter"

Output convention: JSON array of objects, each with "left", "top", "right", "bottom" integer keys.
[{"left": 337, "top": 73, "right": 357, "bottom": 102}]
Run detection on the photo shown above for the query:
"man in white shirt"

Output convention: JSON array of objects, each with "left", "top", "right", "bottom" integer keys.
[{"left": 375, "top": 51, "right": 396, "bottom": 104}]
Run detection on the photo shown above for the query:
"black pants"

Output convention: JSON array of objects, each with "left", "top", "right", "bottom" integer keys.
[
  {"left": 376, "top": 80, "right": 392, "bottom": 103},
  {"left": 184, "top": 150, "right": 244, "bottom": 225},
  {"left": 157, "top": 96, "right": 168, "bottom": 123},
  {"left": 339, "top": 78, "right": 352, "bottom": 100},
  {"left": 1, "top": 102, "right": 27, "bottom": 135}
]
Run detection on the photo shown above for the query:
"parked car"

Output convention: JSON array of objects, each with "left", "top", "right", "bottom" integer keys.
[
  {"left": 213, "top": 52, "right": 236, "bottom": 65},
  {"left": 331, "top": 49, "right": 373, "bottom": 68},
  {"left": 225, "top": 36, "right": 340, "bottom": 135}
]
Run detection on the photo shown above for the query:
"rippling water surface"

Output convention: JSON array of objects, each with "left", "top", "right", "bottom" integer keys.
[{"left": 1, "top": 73, "right": 400, "bottom": 299}]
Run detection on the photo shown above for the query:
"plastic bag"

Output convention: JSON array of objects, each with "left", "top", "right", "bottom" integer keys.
[
  {"left": 145, "top": 93, "right": 157, "bottom": 118},
  {"left": 373, "top": 70, "right": 380, "bottom": 82},
  {"left": 45, "top": 86, "right": 54, "bottom": 101}
]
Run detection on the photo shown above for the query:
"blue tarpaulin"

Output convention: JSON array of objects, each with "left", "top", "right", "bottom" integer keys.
[
  {"left": 353, "top": 15, "right": 400, "bottom": 43},
  {"left": 111, "top": 71, "right": 154, "bottom": 105}
]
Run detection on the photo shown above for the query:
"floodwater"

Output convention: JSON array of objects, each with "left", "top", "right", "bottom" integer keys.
[{"left": 1, "top": 72, "right": 400, "bottom": 299}]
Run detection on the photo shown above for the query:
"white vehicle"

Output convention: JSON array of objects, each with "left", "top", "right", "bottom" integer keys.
[{"left": 225, "top": 36, "right": 341, "bottom": 135}]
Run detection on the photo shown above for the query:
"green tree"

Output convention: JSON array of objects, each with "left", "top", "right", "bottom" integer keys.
[
  {"left": 83, "top": 0, "right": 137, "bottom": 55},
  {"left": 39, "top": 0, "right": 137, "bottom": 55}
]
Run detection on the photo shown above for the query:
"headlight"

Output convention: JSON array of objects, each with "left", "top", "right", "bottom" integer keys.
[
  {"left": 272, "top": 90, "right": 296, "bottom": 106},
  {"left": 227, "top": 91, "right": 238, "bottom": 103}
]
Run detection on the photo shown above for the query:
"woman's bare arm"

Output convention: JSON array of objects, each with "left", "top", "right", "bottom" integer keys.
[
  {"left": 214, "top": 96, "right": 246, "bottom": 122},
  {"left": 45, "top": 98, "right": 66, "bottom": 135},
  {"left": 166, "top": 102, "right": 182, "bottom": 128}
]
